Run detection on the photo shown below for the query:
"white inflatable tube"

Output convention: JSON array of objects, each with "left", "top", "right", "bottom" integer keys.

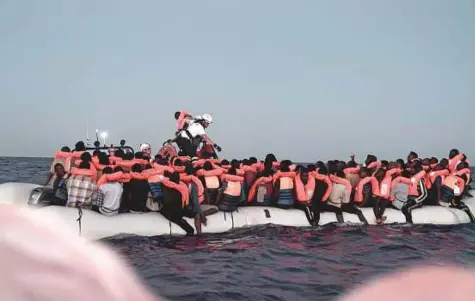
[{"left": 0, "top": 182, "right": 474, "bottom": 240}]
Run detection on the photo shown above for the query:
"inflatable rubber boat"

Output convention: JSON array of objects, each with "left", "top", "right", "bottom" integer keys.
[{"left": 0, "top": 182, "right": 474, "bottom": 240}]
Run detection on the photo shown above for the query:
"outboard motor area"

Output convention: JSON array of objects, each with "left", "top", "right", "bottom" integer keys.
[{"left": 28, "top": 187, "right": 58, "bottom": 207}]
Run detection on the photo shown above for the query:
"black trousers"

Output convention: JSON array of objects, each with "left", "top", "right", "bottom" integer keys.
[
  {"left": 312, "top": 201, "right": 344, "bottom": 224},
  {"left": 175, "top": 137, "right": 197, "bottom": 158},
  {"left": 401, "top": 197, "right": 424, "bottom": 223},
  {"left": 341, "top": 203, "right": 368, "bottom": 224},
  {"left": 161, "top": 202, "right": 195, "bottom": 236}
]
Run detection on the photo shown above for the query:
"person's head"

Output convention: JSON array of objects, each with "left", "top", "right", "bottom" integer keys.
[
  {"left": 144, "top": 164, "right": 152, "bottom": 170},
  {"left": 264, "top": 153, "right": 277, "bottom": 164},
  {"left": 114, "top": 149, "right": 125, "bottom": 159},
  {"left": 139, "top": 143, "right": 151, "bottom": 157},
  {"left": 185, "top": 163, "right": 195, "bottom": 175},
  {"left": 374, "top": 168, "right": 386, "bottom": 182},
  {"left": 412, "top": 162, "right": 423, "bottom": 174},
  {"left": 449, "top": 149, "right": 460, "bottom": 159},
  {"left": 231, "top": 159, "right": 240, "bottom": 169},
  {"left": 280, "top": 160, "right": 291, "bottom": 172},
  {"left": 242, "top": 159, "right": 251, "bottom": 166},
  {"left": 54, "top": 163, "right": 66, "bottom": 177},
  {"left": 228, "top": 167, "right": 237, "bottom": 175},
  {"left": 381, "top": 160, "right": 389, "bottom": 169},
  {"left": 359, "top": 167, "right": 370, "bottom": 178},
  {"left": 400, "top": 170, "right": 411, "bottom": 178},
  {"left": 440, "top": 158, "right": 449, "bottom": 168},
  {"left": 347, "top": 160, "right": 357, "bottom": 168},
  {"left": 327, "top": 161, "right": 336, "bottom": 175},
  {"left": 78, "top": 161, "right": 90, "bottom": 170},
  {"left": 316, "top": 161, "right": 325, "bottom": 170},
  {"left": 295, "top": 165, "right": 305, "bottom": 173},
  {"left": 80, "top": 152, "right": 92, "bottom": 163},
  {"left": 318, "top": 166, "right": 328, "bottom": 175},
  {"left": 300, "top": 167, "right": 309, "bottom": 183},
  {"left": 134, "top": 152, "right": 143, "bottom": 160},
  {"left": 203, "top": 161, "right": 213, "bottom": 171},
  {"left": 200, "top": 114, "right": 213, "bottom": 128},
  {"left": 169, "top": 172, "right": 180, "bottom": 184},
  {"left": 457, "top": 162, "right": 468, "bottom": 171},
  {"left": 92, "top": 150, "right": 101, "bottom": 157},
  {"left": 98, "top": 153, "right": 110, "bottom": 165},
  {"left": 365, "top": 155, "right": 377, "bottom": 166},
  {"left": 422, "top": 158, "right": 430, "bottom": 167},
  {"left": 60, "top": 146, "right": 71, "bottom": 152},
  {"left": 131, "top": 164, "right": 142, "bottom": 173},
  {"left": 249, "top": 157, "right": 258, "bottom": 164},
  {"left": 124, "top": 152, "right": 134, "bottom": 160},
  {"left": 174, "top": 159, "right": 183, "bottom": 167},
  {"left": 396, "top": 159, "right": 405, "bottom": 169},
  {"left": 75, "top": 141, "right": 86, "bottom": 152},
  {"left": 430, "top": 157, "right": 438, "bottom": 165},
  {"left": 408, "top": 151, "right": 418, "bottom": 162},
  {"left": 174, "top": 111, "right": 181, "bottom": 120},
  {"left": 102, "top": 167, "right": 113, "bottom": 175}
]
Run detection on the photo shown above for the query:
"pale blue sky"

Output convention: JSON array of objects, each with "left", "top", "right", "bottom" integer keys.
[{"left": 0, "top": 0, "right": 474, "bottom": 161}]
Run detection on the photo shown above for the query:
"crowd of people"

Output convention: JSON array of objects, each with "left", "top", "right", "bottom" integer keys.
[{"left": 42, "top": 111, "right": 473, "bottom": 236}]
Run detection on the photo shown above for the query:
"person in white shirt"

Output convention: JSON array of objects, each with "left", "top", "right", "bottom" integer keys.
[
  {"left": 94, "top": 167, "right": 124, "bottom": 216},
  {"left": 175, "top": 114, "right": 222, "bottom": 159}
]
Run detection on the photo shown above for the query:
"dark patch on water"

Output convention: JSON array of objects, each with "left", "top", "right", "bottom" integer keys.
[{"left": 1, "top": 157, "right": 475, "bottom": 301}]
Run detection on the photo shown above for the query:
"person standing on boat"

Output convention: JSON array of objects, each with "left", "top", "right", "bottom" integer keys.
[{"left": 175, "top": 114, "right": 222, "bottom": 160}]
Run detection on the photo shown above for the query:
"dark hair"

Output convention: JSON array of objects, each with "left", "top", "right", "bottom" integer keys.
[
  {"left": 318, "top": 166, "right": 328, "bottom": 175},
  {"left": 307, "top": 164, "right": 316, "bottom": 172},
  {"left": 169, "top": 172, "right": 180, "bottom": 184},
  {"left": 280, "top": 160, "right": 290, "bottom": 172},
  {"left": 422, "top": 158, "right": 430, "bottom": 166},
  {"left": 60, "top": 146, "right": 71, "bottom": 152},
  {"left": 131, "top": 164, "right": 142, "bottom": 173},
  {"left": 221, "top": 159, "right": 230, "bottom": 166},
  {"left": 75, "top": 141, "right": 86, "bottom": 152},
  {"left": 347, "top": 160, "right": 357, "bottom": 168},
  {"left": 78, "top": 161, "right": 90, "bottom": 170},
  {"left": 396, "top": 159, "right": 405, "bottom": 169},
  {"left": 124, "top": 152, "right": 134, "bottom": 160},
  {"left": 381, "top": 160, "right": 389, "bottom": 168},
  {"left": 249, "top": 157, "right": 258, "bottom": 164},
  {"left": 93, "top": 150, "right": 101, "bottom": 157},
  {"left": 449, "top": 149, "right": 459, "bottom": 159},
  {"left": 115, "top": 149, "right": 125, "bottom": 159},
  {"left": 185, "top": 163, "right": 195, "bottom": 175},
  {"left": 228, "top": 167, "right": 237, "bottom": 175},
  {"left": 400, "top": 170, "right": 411, "bottom": 178},
  {"left": 174, "top": 159, "right": 183, "bottom": 166},
  {"left": 242, "top": 159, "right": 251, "bottom": 166},
  {"left": 413, "top": 162, "right": 423, "bottom": 173},
  {"left": 144, "top": 164, "right": 152, "bottom": 170},
  {"left": 203, "top": 161, "right": 213, "bottom": 171},
  {"left": 143, "top": 156, "right": 150, "bottom": 162},
  {"left": 98, "top": 153, "right": 110, "bottom": 165},
  {"left": 409, "top": 151, "right": 418, "bottom": 159},
  {"left": 265, "top": 153, "right": 277, "bottom": 163},
  {"left": 114, "top": 166, "right": 123, "bottom": 173},
  {"left": 174, "top": 111, "right": 181, "bottom": 120},
  {"left": 231, "top": 159, "right": 240, "bottom": 169},
  {"left": 430, "top": 157, "right": 438, "bottom": 164},
  {"left": 134, "top": 152, "right": 143, "bottom": 159},
  {"left": 54, "top": 163, "right": 65, "bottom": 169},
  {"left": 80, "top": 152, "right": 92, "bottom": 162},
  {"left": 440, "top": 158, "right": 449, "bottom": 167},
  {"left": 102, "top": 167, "right": 113, "bottom": 174}
]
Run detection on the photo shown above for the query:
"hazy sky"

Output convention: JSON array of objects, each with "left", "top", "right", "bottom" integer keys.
[{"left": 1, "top": 0, "right": 474, "bottom": 161}]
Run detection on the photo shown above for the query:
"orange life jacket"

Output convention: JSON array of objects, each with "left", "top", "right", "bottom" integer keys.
[
  {"left": 442, "top": 175, "right": 465, "bottom": 196},
  {"left": 354, "top": 176, "right": 378, "bottom": 203},
  {"left": 329, "top": 174, "right": 352, "bottom": 198},
  {"left": 196, "top": 169, "right": 223, "bottom": 189},
  {"left": 97, "top": 171, "right": 126, "bottom": 188},
  {"left": 180, "top": 174, "right": 205, "bottom": 203},
  {"left": 429, "top": 169, "right": 449, "bottom": 184},
  {"left": 408, "top": 170, "right": 426, "bottom": 196},
  {"left": 294, "top": 174, "right": 316, "bottom": 203},
  {"left": 247, "top": 176, "right": 273, "bottom": 202},
  {"left": 314, "top": 174, "right": 333, "bottom": 202},
  {"left": 162, "top": 179, "right": 189, "bottom": 208},
  {"left": 448, "top": 154, "right": 464, "bottom": 172},
  {"left": 221, "top": 174, "right": 244, "bottom": 197},
  {"left": 273, "top": 171, "right": 296, "bottom": 190}
]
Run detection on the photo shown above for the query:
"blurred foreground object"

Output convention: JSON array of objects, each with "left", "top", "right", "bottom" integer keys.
[
  {"left": 341, "top": 265, "right": 475, "bottom": 301},
  {"left": 0, "top": 204, "right": 158, "bottom": 301}
]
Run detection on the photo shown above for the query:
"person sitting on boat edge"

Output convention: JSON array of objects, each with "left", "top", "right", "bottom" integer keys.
[
  {"left": 160, "top": 172, "right": 195, "bottom": 236},
  {"left": 50, "top": 163, "right": 69, "bottom": 206},
  {"left": 66, "top": 160, "right": 97, "bottom": 209},
  {"left": 272, "top": 160, "right": 296, "bottom": 209},
  {"left": 400, "top": 162, "right": 428, "bottom": 223},
  {"left": 92, "top": 167, "right": 123, "bottom": 216},
  {"left": 120, "top": 164, "right": 151, "bottom": 213},
  {"left": 217, "top": 167, "right": 245, "bottom": 213},
  {"left": 175, "top": 114, "right": 222, "bottom": 160},
  {"left": 294, "top": 167, "right": 316, "bottom": 225}
]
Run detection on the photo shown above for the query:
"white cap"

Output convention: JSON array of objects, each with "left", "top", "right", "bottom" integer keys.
[
  {"left": 139, "top": 143, "right": 151, "bottom": 152},
  {"left": 202, "top": 114, "right": 213, "bottom": 124}
]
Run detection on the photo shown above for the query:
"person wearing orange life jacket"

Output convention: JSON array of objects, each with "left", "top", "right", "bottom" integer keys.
[
  {"left": 217, "top": 167, "right": 244, "bottom": 212},
  {"left": 175, "top": 114, "right": 222, "bottom": 159},
  {"left": 294, "top": 167, "right": 317, "bottom": 225},
  {"left": 439, "top": 171, "right": 474, "bottom": 222},
  {"left": 272, "top": 161, "right": 296, "bottom": 209},
  {"left": 247, "top": 169, "right": 274, "bottom": 205},
  {"left": 139, "top": 143, "right": 152, "bottom": 160},
  {"left": 454, "top": 161, "right": 472, "bottom": 197},
  {"left": 197, "top": 161, "right": 223, "bottom": 205},
  {"left": 447, "top": 149, "right": 466, "bottom": 172},
  {"left": 241, "top": 159, "right": 258, "bottom": 194},
  {"left": 120, "top": 164, "right": 151, "bottom": 213},
  {"left": 311, "top": 166, "right": 344, "bottom": 225},
  {"left": 400, "top": 162, "right": 428, "bottom": 223},
  {"left": 330, "top": 168, "right": 368, "bottom": 225},
  {"left": 66, "top": 161, "right": 97, "bottom": 209},
  {"left": 372, "top": 168, "right": 395, "bottom": 224},
  {"left": 92, "top": 167, "right": 123, "bottom": 216},
  {"left": 174, "top": 111, "right": 193, "bottom": 134},
  {"left": 160, "top": 172, "right": 195, "bottom": 236},
  {"left": 425, "top": 162, "right": 449, "bottom": 206}
]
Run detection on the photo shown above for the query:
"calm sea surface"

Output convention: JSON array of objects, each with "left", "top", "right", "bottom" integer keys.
[{"left": 1, "top": 156, "right": 474, "bottom": 300}]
